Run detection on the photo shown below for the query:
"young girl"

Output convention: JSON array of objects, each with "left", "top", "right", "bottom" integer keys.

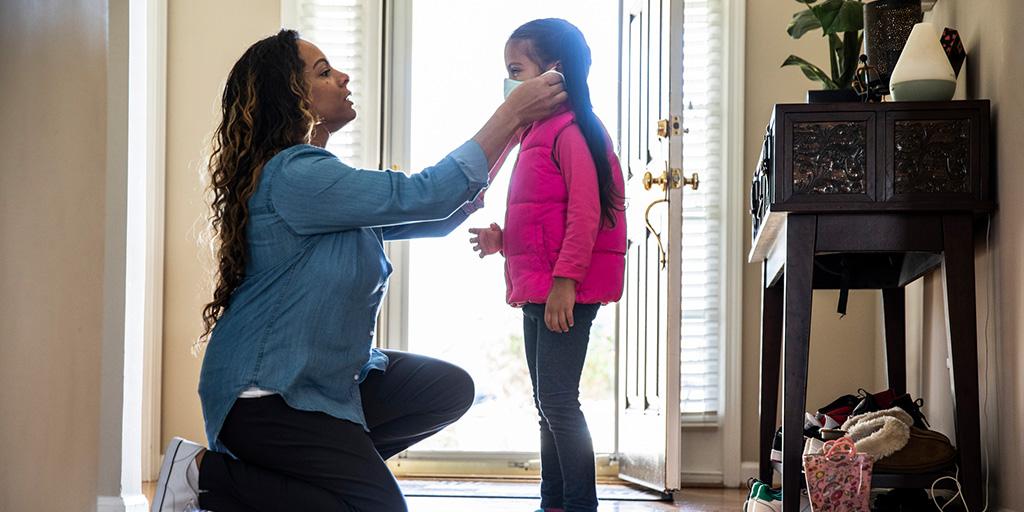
[{"left": 469, "top": 18, "right": 627, "bottom": 512}]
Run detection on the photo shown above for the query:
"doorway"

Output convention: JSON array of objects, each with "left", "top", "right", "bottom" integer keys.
[{"left": 388, "top": 0, "right": 621, "bottom": 462}]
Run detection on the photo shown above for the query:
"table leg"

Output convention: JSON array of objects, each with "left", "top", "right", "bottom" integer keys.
[
  {"left": 782, "top": 215, "right": 816, "bottom": 512},
  {"left": 882, "top": 287, "right": 907, "bottom": 395},
  {"left": 942, "top": 214, "right": 984, "bottom": 510},
  {"left": 758, "top": 262, "right": 784, "bottom": 484}
]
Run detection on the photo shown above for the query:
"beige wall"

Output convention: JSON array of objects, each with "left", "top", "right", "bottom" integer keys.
[
  {"left": 739, "top": 0, "right": 885, "bottom": 464},
  {"left": 0, "top": 1, "right": 108, "bottom": 510},
  {"left": 162, "top": 0, "right": 281, "bottom": 448},
  {"left": 921, "top": 2, "right": 1024, "bottom": 510}
]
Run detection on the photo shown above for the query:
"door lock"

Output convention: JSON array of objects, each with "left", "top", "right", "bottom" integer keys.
[
  {"left": 657, "top": 119, "right": 670, "bottom": 139},
  {"left": 656, "top": 116, "right": 682, "bottom": 138}
]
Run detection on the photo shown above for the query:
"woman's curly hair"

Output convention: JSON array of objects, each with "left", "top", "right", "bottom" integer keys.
[{"left": 198, "top": 29, "right": 317, "bottom": 350}]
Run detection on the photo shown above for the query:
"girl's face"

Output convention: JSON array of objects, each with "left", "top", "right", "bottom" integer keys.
[
  {"left": 297, "top": 39, "right": 356, "bottom": 132},
  {"left": 504, "top": 39, "right": 548, "bottom": 81}
]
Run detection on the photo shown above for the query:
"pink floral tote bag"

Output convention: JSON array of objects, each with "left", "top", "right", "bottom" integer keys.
[{"left": 803, "top": 437, "right": 873, "bottom": 512}]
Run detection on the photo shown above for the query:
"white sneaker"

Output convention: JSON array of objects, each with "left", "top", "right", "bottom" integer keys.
[
  {"left": 745, "top": 497, "right": 781, "bottom": 512},
  {"left": 151, "top": 437, "right": 204, "bottom": 512}
]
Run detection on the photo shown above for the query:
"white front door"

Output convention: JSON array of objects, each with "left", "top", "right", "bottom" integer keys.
[{"left": 616, "top": 0, "right": 692, "bottom": 494}]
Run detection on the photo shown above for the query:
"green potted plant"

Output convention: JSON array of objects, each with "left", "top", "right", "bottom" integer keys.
[{"left": 783, "top": 0, "right": 865, "bottom": 102}]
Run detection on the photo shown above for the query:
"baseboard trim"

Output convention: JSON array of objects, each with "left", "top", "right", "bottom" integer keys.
[
  {"left": 97, "top": 494, "right": 148, "bottom": 512},
  {"left": 681, "top": 469, "right": 725, "bottom": 486},
  {"left": 740, "top": 461, "right": 760, "bottom": 485}
]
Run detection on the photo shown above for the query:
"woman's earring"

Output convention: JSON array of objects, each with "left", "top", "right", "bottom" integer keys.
[{"left": 315, "top": 115, "right": 325, "bottom": 126}]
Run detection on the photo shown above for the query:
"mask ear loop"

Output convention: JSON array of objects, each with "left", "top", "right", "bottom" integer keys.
[{"left": 541, "top": 68, "right": 565, "bottom": 85}]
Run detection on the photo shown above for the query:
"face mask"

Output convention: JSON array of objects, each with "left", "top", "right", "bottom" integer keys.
[
  {"left": 503, "top": 78, "right": 523, "bottom": 99},
  {"left": 503, "top": 68, "right": 564, "bottom": 99}
]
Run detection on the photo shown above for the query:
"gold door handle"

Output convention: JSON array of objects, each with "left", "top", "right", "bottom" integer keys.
[
  {"left": 643, "top": 169, "right": 699, "bottom": 191},
  {"left": 644, "top": 198, "right": 668, "bottom": 269},
  {"left": 681, "top": 172, "right": 699, "bottom": 191},
  {"left": 642, "top": 169, "right": 677, "bottom": 191}
]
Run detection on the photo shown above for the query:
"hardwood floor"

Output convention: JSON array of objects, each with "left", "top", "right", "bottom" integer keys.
[{"left": 143, "top": 481, "right": 745, "bottom": 511}]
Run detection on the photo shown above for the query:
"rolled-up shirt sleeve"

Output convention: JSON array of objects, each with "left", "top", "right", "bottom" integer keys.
[{"left": 272, "top": 141, "right": 489, "bottom": 235}]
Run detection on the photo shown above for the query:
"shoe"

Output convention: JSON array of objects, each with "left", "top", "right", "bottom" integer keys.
[
  {"left": 842, "top": 407, "right": 913, "bottom": 459},
  {"left": 892, "top": 394, "right": 930, "bottom": 429},
  {"left": 850, "top": 388, "right": 892, "bottom": 417},
  {"left": 803, "top": 436, "right": 825, "bottom": 457},
  {"left": 770, "top": 427, "right": 782, "bottom": 463},
  {"left": 852, "top": 389, "right": 931, "bottom": 429},
  {"left": 744, "top": 480, "right": 781, "bottom": 512},
  {"left": 152, "top": 437, "right": 204, "bottom": 512},
  {"left": 874, "top": 427, "right": 957, "bottom": 473},
  {"left": 817, "top": 393, "right": 860, "bottom": 424},
  {"left": 745, "top": 496, "right": 781, "bottom": 512}
]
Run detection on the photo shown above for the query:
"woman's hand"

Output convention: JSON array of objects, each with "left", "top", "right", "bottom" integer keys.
[
  {"left": 503, "top": 72, "right": 568, "bottom": 126},
  {"left": 468, "top": 223, "right": 503, "bottom": 258},
  {"left": 545, "top": 277, "right": 577, "bottom": 333},
  {"left": 472, "top": 73, "right": 566, "bottom": 169}
]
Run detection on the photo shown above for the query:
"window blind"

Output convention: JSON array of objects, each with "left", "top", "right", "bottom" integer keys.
[
  {"left": 294, "top": 0, "right": 378, "bottom": 169},
  {"left": 680, "top": 0, "right": 723, "bottom": 416}
]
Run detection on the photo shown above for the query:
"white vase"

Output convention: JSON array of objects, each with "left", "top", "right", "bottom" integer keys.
[{"left": 889, "top": 22, "right": 957, "bottom": 101}]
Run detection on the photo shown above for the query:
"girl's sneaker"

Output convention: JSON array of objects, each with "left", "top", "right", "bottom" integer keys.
[{"left": 151, "top": 437, "right": 204, "bottom": 512}]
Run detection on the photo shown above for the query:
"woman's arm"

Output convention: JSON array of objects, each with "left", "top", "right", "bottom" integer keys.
[
  {"left": 381, "top": 197, "right": 481, "bottom": 241},
  {"left": 272, "top": 142, "right": 488, "bottom": 235},
  {"left": 273, "top": 74, "right": 565, "bottom": 236}
]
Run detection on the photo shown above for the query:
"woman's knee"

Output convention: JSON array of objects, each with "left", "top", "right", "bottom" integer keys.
[
  {"left": 415, "top": 356, "right": 475, "bottom": 418},
  {"left": 442, "top": 363, "right": 475, "bottom": 415}
]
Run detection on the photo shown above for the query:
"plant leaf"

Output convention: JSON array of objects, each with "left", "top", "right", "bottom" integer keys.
[
  {"left": 787, "top": 9, "right": 822, "bottom": 39},
  {"left": 812, "top": 0, "right": 864, "bottom": 35},
  {"left": 794, "top": 0, "right": 818, "bottom": 4},
  {"left": 833, "top": 1, "right": 865, "bottom": 32},
  {"left": 828, "top": 33, "right": 841, "bottom": 81},
  {"left": 782, "top": 55, "right": 839, "bottom": 89},
  {"left": 837, "top": 31, "right": 862, "bottom": 88}
]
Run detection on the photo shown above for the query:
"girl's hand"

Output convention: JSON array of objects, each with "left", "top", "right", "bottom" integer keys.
[
  {"left": 468, "top": 223, "right": 503, "bottom": 258},
  {"left": 545, "top": 277, "right": 577, "bottom": 333}
]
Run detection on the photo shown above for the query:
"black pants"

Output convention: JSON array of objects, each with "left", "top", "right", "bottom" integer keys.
[{"left": 197, "top": 350, "right": 474, "bottom": 512}]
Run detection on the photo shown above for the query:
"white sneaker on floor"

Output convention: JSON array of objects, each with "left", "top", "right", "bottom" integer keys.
[
  {"left": 745, "top": 496, "right": 781, "bottom": 512},
  {"left": 151, "top": 437, "right": 204, "bottom": 512}
]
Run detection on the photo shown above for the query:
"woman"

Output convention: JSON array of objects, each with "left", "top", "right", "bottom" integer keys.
[{"left": 151, "top": 29, "right": 566, "bottom": 512}]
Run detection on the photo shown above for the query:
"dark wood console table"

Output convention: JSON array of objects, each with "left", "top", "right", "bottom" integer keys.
[{"left": 749, "top": 101, "right": 992, "bottom": 512}]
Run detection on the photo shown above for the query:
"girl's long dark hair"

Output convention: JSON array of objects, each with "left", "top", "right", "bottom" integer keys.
[
  {"left": 198, "top": 29, "right": 317, "bottom": 350},
  {"left": 510, "top": 18, "right": 623, "bottom": 227}
]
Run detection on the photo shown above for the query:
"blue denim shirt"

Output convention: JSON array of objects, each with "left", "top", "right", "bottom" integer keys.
[{"left": 198, "top": 140, "right": 488, "bottom": 453}]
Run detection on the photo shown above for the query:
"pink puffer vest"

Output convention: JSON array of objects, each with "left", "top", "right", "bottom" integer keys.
[{"left": 503, "top": 109, "right": 626, "bottom": 306}]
